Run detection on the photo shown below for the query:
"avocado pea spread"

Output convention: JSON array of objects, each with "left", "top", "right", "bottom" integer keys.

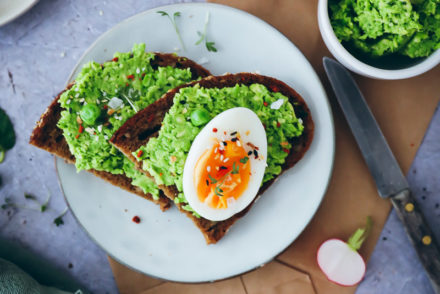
[
  {"left": 330, "top": 0, "right": 440, "bottom": 58},
  {"left": 57, "top": 43, "right": 195, "bottom": 199},
  {"left": 135, "top": 83, "right": 304, "bottom": 214}
]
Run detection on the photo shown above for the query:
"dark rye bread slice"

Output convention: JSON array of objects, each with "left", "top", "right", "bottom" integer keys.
[
  {"left": 29, "top": 53, "right": 211, "bottom": 211},
  {"left": 111, "top": 73, "right": 314, "bottom": 243}
]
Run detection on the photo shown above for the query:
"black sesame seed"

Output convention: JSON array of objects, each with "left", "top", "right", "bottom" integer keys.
[
  {"left": 206, "top": 179, "right": 209, "bottom": 186},
  {"left": 230, "top": 131, "right": 237, "bottom": 136},
  {"left": 220, "top": 166, "right": 228, "bottom": 170},
  {"left": 253, "top": 150, "right": 258, "bottom": 158},
  {"left": 247, "top": 151, "right": 252, "bottom": 156},
  {"left": 223, "top": 141, "right": 227, "bottom": 146},
  {"left": 179, "top": 100, "right": 186, "bottom": 104},
  {"left": 231, "top": 138, "right": 238, "bottom": 142}
]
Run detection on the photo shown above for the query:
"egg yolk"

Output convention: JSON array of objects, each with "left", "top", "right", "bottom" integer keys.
[{"left": 194, "top": 138, "right": 251, "bottom": 209}]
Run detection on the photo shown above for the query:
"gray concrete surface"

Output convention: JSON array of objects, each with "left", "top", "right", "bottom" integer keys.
[{"left": 0, "top": 1, "right": 438, "bottom": 293}]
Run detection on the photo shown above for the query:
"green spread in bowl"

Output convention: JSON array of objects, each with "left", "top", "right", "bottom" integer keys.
[{"left": 330, "top": 0, "right": 440, "bottom": 59}]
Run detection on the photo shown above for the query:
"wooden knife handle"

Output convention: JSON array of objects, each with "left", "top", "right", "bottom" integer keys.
[{"left": 392, "top": 189, "right": 440, "bottom": 293}]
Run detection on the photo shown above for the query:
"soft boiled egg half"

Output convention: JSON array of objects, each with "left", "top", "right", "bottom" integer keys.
[{"left": 183, "top": 107, "right": 267, "bottom": 221}]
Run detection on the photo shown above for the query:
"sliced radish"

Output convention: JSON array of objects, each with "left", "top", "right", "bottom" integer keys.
[{"left": 317, "top": 217, "right": 372, "bottom": 286}]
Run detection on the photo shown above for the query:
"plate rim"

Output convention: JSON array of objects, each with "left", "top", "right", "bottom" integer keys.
[
  {"left": 0, "top": 0, "right": 39, "bottom": 27},
  {"left": 56, "top": 2, "right": 336, "bottom": 283}
]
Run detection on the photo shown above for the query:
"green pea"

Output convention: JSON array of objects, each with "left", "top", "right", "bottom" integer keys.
[
  {"left": 80, "top": 103, "right": 101, "bottom": 125},
  {"left": 190, "top": 109, "right": 210, "bottom": 126}
]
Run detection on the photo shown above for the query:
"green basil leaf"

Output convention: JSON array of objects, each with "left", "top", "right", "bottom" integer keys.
[{"left": 0, "top": 108, "right": 15, "bottom": 150}]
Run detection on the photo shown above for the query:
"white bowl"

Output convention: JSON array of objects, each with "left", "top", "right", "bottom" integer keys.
[{"left": 318, "top": 0, "right": 440, "bottom": 80}]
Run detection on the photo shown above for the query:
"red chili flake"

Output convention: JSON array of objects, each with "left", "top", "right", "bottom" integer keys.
[
  {"left": 103, "top": 105, "right": 108, "bottom": 109},
  {"left": 271, "top": 85, "right": 279, "bottom": 92},
  {"left": 137, "top": 150, "right": 143, "bottom": 158},
  {"left": 142, "top": 73, "right": 146, "bottom": 77},
  {"left": 75, "top": 134, "right": 80, "bottom": 139},
  {"left": 276, "top": 122, "right": 281, "bottom": 128},
  {"left": 219, "top": 149, "right": 225, "bottom": 154},
  {"left": 159, "top": 173, "right": 163, "bottom": 177},
  {"left": 147, "top": 114, "right": 155, "bottom": 123},
  {"left": 125, "top": 82, "right": 129, "bottom": 87},
  {"left": 263, "top": 101, "right": 268, "bottom": 107},
  {"left": 112, "top": 57, "right": 119, "bottom": 62},
  {"left": 132, "top": 216, "right": 141, "bottom": 224},
  {"left": 241, "top": 76, "right": 246, "bottom": 81},
  {"left": 263, "top": 124, "right": 266, "bottom": 129},
  {"left": 283, "top": 148, "right": 290, "bottom": 154},
  {"left": 139, "top": 78, "right": 142, "bottom": 81},
  {"left": 78, "top": 125, "right": 84, "bottom": 133},
  {"left": 127, "top": 74, "right": 135, "bottom": 80},
  {"left": 224, "top": 131, "right": 227, "bottom": 135},
  {"left": 212, "top": 128, "right": 218, "bottom": 133}
]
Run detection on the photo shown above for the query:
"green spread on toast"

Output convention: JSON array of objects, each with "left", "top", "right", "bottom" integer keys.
[
  {"left": 135, "top": 83, "right": 304, "bottom": 213},
  {"left": 57, "top": 43, "right": 194, "bottom": 199}
]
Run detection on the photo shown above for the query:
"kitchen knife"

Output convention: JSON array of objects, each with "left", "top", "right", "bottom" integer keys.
[{"left": 323, "top": 57, "right": 440, "bottom": 293}]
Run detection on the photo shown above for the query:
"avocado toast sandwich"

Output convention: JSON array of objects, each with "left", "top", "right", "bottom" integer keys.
[
  {"left": 30, "top": 43, "right": 210, "bottom": 210},
  {"left": 111, "top": 73, "right": 314, "bottom": 243}
]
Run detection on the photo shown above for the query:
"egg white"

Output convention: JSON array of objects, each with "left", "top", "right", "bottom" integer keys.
[{"left": 182, "top": 107, "right": 267, "bottom": 221}]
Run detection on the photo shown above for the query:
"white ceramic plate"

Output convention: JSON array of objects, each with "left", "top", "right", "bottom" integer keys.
[
  {"left": 56, "top": 3, "right": 335, "bottom": 283},
  {"left": 0, "top": 0, "right": 38, "bottom": 27}
]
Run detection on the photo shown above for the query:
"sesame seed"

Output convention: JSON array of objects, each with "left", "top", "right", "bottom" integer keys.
[
  {"left": 66, "top": 99, "right": 71, "bottom": 105},
  {"left": 214, "top": 147, "right": 218, "bottom": 153},
  {"left": 220, "top": 155, "right": 224, "bottom": 161},
  {"left": 236, "top": 140, "right": 241, "bottom": 147},
  {"left": 207, "top": 166, "right": 211, "bottom": 172},
  {"left": 223, "top": 158, "right": 229, "bottom": 163},
  {"left": 136, "top": 68, "right": 140, "bottom": 74},
  {"left": 75, "top": 93, "right": 80, "bottom": 98}
]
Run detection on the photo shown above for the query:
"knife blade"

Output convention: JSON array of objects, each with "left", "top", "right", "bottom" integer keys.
[{"left": 323, "top": 57, "right": 440, "bottom": 293}]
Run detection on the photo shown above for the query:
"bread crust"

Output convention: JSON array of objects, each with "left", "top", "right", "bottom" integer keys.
[
  {"left": 111, "top": 73, "right": 314, "bottom": 243},
  {"left": 29, "top": 53, "right": 211, "bottom": 211}
]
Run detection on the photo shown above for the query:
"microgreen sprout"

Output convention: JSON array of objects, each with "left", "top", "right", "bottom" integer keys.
[
  {"left": 54, "top": 207, "right": 68, "bottom": 227},
  {"left": 157, "top": 11, "right": 186, "bottom": 51},
  {"left": 195, "top": 12, "right": 217, "bottom": 52}
]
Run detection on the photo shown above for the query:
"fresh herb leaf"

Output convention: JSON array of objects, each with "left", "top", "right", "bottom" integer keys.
[
  {"left": 195, "top": 12, "right": 217, "bottom": 52},
  {"left": 40, "top": 192, "right": 51, "bottom": 213},
  {"left": 0, "top": 148, "right": 4, "bottom": 164},
  {"left": 240, "top": 156, "right": 249, "bottom": 164},
  {"left": 206, "top": 41, "right": 217, "bottom": 52},
  {"left": 24, "top": 193, "right": 36, "bottom": 200},
  {"left": 0, "top": 108, "right": 15, "bottom": 151},
  {"left": 208, "top": 174, "right": 217, "bottom": 184},
  {"left": 54, "top": 207, "right": 68, "bottom": 227},
  {"left": 157, "top": 10, "right": 168, "bottom": 16},
  {"left": 157, "top": 10, "right": 186, "bottom": 51},
  {"left": 54, "top": 216, "right": 64, "bottom": 226}
]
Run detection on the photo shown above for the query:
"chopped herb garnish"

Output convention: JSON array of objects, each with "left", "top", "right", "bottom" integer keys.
[
  {"left": 195, "top": 12, "right": 217, "bottom": 52},
  {"left": 240, "top": 156, "right": 249, "bottom": 164},
  {"left": 231, "top": 162, "right": 239, "bottom": 174},
  {"left": 208, "top": 174, "right": 218, "bottom": 184},
  {"left": 157, "top": 11, "right": 186, "bottom": 51}
]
